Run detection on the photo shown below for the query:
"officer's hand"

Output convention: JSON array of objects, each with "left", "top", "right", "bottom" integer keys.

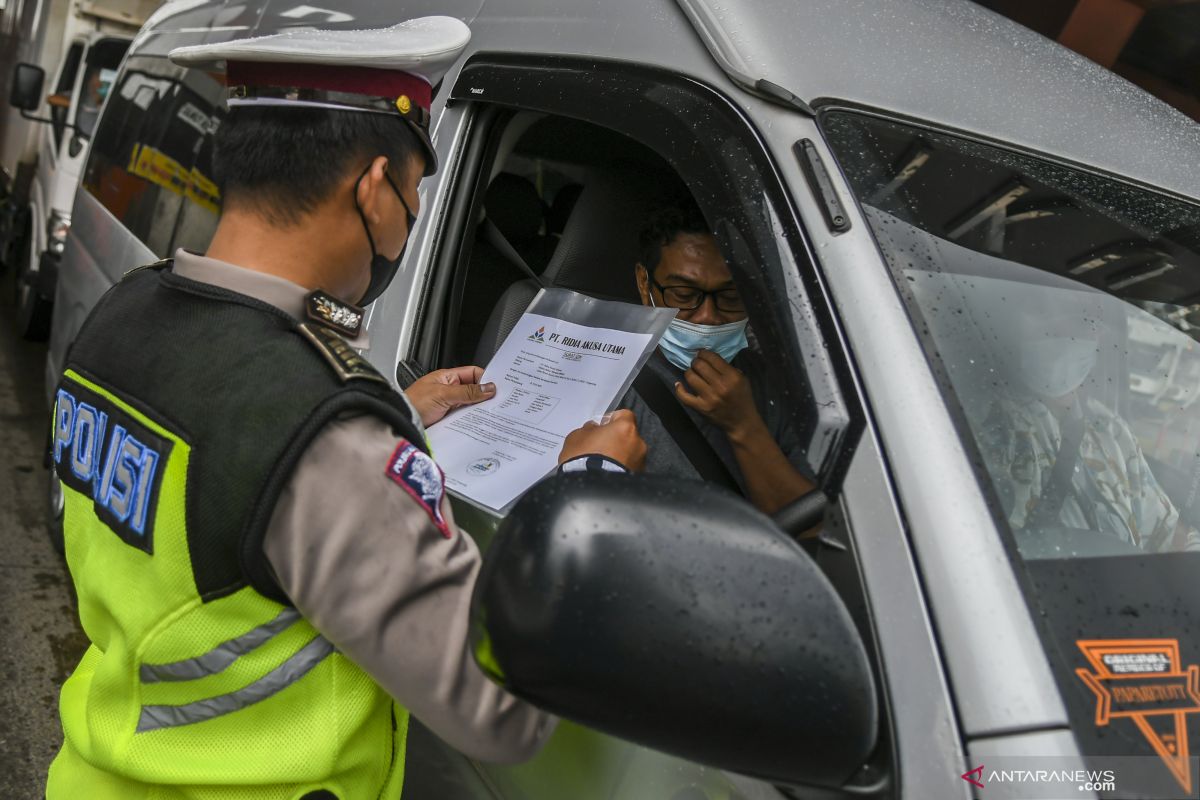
[
  {"left": 407, "top": 366, "right": 496, "bottom": 426},
  {"left": 558, "top": 409, "right": 647, "bottom": 472},
  {"left": 675, "top": 350, "right": 758, "bottom": 435}
]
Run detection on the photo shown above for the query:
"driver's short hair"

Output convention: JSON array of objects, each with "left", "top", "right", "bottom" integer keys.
[
  {"left": 213, "top": 106, "right": 421, "bottom": 227},
  {"left": 638, "top": 197, "right": 711, "bottom": 272}
]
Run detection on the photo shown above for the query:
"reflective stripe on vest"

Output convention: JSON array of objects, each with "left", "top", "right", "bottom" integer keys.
[
  {"left": 137, "top": 635, "right": 335, "bottom": 732},
  {"left": 140, "top": 608, "right": 301, "bottom": 683}
]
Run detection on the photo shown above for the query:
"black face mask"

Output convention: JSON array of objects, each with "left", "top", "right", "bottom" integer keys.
[{"left": 354, "top": 165, "right": 417, "bottom": 305}]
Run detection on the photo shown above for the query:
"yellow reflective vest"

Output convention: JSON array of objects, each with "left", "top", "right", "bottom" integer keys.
[{"left": 47, "top": 264, "right": 424, "bottom": 799}]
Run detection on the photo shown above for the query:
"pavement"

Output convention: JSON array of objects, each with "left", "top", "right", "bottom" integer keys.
[{"left": 0, "top": 263, "right": 88, "bottom": 798}]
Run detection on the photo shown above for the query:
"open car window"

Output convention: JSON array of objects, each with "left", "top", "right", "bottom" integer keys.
[{"left": 436, "top": 112, "right": 814, "bottom": 531}]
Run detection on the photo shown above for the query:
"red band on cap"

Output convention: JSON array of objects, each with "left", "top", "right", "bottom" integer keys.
[{"left": 227, "top": 62, "right": 432, "bottom": 110}]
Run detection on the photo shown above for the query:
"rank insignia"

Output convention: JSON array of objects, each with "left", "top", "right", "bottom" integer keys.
[
  {"left": 297, "top": 323, "right": 388, "bottom": 385},
  {"left": 305, "top": 289, "right": 364, "bottom": 338},
  {"left": 386, "top": 439, "right": 451, "bottom": 538}
]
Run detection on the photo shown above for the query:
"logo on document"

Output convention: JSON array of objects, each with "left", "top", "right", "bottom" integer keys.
[
  {"left": 468, "top": 457, "right": 501, "bottom": 476},
  {"left": 1076, "top": 638, "right": 1200, "bottom": 793},
  {"left": 527, "top": 326, "right": 545, "bottom": 343}
]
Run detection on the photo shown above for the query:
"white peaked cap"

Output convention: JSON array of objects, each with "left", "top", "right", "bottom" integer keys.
[
  {"left": 168, "top": 16, "right": 471, "bottom": 87},
  {"left": 167, "top": 17, "right": 471, "bottom": 176}
]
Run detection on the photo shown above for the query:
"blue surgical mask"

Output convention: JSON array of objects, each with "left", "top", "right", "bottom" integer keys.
[{"left": 658, "top": 317, "right": 749, "bottom": 371}]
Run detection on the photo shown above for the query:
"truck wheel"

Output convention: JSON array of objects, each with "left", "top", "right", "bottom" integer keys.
[
  {"left": 13, "top": 221, "right": 52, "bottom": 341},
  {"left": 47, "top": 469, "right": 65, "bottom": 557}
]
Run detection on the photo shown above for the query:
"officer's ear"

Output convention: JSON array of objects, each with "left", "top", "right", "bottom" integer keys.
[{"left": 354, "top": 155, "right": 392, "bottom": 226}]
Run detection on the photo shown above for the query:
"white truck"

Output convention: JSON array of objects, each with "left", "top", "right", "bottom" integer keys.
[{"left": 0, "top": 1, "right": 147, "bottom": 339}]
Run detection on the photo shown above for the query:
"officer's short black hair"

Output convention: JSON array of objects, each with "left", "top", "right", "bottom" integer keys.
[
  {"left": 637, "top": 199, "right": 711, "bottom": 272},
  {"left": 213, "top": 107, "right": 422, "bottom": 227}
]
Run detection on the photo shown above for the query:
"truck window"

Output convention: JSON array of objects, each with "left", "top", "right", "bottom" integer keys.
[
  {"left": 75, "top": 38, "right": 130, "bottom": 139},
  {"left": 83, "top": 59, "right": 224, "bottom": 257},
  {"left": 51, "top": 42, "right": 84, "bottom": 149}
]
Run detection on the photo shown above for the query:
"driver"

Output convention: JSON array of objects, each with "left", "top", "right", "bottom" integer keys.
[{"left": 620, "top": 201, "right": 815, "bottom": 516}]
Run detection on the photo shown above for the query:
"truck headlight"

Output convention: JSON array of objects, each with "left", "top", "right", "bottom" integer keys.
[{"left": 47, "top": 211, "right": 71, "bottom": 256}]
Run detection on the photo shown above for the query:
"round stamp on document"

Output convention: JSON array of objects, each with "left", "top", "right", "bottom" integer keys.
[{"left": 468, "top": 457, "right": 501, "bottom": 476}]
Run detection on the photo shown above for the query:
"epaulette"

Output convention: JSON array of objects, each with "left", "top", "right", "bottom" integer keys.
[
  {"left": 297, "top": 322, "right": 390, "bottom": 385},
  {"left": 304, "top": 289, "right": 363, "bottom": 338}
]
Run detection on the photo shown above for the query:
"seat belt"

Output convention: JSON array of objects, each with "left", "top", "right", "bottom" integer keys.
[
  {"left": 632, "top": 370, "right": 740, "bottom": 492},
  {"left": 481, "top": 218, "right": 543, "bottom": 286},
  {"left": 1026, "top": 411, "right": 1087, "bottom": 530}
]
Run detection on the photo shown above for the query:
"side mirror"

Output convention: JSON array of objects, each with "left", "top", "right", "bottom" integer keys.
[
  {"left": 9, "top": 63, "right": 45, "bottom": 111},
  {"left": 472, "top": 472, "right": 878, "bottom": 787}
]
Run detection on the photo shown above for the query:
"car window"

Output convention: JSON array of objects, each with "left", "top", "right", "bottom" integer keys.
[
  {"left": 83, "top": 58, "right": 224, "bottom": 257},
  {"left": 442, "top": 113, "right": 816, "bottom": 512},
  {"left": 823, "top": 111, "right": 1200, "bottom": 558},
  {"left": 824, "top": 110, "right": 1200, "bottom": 794}
]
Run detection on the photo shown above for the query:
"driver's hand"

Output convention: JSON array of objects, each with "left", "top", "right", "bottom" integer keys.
[
  {"left": 558, "top": 409, "right": 646, "bottom": 472},
  {"left": 675, "top": 350, "right": 758, "bottom": 435},
  {"left": 405, "top": 366, "right": 495, "bottom": 426}
]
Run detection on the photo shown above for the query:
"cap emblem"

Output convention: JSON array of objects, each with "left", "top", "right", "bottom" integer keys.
[{"left": 396, "top": 95, "right": 412, "bottom": 114}]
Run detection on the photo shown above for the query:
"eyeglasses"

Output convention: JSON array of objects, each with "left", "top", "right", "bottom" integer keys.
[{"left": 649, "top": 274, "right": 745, "bottom": 313}]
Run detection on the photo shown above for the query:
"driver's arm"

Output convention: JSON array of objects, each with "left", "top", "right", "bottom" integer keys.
[{"left": 674, "top": 350, "right": 813, "bottom": 515}]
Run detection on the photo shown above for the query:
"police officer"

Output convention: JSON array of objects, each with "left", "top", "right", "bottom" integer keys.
[{"left": 46, "top": 17, "right": 645, "bottom": 799}]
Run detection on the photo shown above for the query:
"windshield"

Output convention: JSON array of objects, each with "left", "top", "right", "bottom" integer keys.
[{"left": 824, "top": 110, "right": 1200, "bottom": 796}]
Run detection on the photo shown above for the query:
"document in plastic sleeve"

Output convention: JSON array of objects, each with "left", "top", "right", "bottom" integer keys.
[{"left": 427, "top": 288, "right": 674, "bottom": 512}]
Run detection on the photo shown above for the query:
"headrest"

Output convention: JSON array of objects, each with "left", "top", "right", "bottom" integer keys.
[
  {"left": 547, "top": 183, "right": 583, "bottom": 237},
  {"left": 486, "top": 173, "right": 544, "bottom": 245},
  {"left": 543, "top": 169, "right": 660, "bottom": 302}
]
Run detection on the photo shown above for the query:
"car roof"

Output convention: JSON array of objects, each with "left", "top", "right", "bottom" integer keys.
[{"left": 137, "top": 0, "right": 1200, "bottom": 202}]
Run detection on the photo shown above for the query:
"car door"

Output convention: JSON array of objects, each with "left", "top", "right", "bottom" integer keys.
[{"left": 389, "top": 54, "right": 968, "bottom": 800}]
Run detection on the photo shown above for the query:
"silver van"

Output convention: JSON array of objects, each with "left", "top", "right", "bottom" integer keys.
[{"left": 44, "top": 1, "right": 1200, "bottom": 799}]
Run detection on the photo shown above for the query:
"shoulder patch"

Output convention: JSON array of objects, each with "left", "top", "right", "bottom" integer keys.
[
  {"left": 297, "top": 322, "right": 389, "bottom": 385},
  {"left": 385, "top": 440, "right": 452, "bottom": 538}
]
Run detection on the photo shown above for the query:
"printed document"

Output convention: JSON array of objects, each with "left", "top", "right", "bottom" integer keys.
[{"left": 428, "top": 290, "right": 672, "bottom": 512}]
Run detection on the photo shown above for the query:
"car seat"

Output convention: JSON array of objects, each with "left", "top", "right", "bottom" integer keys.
[
  {"left": 484, "top": 172, "right": 551, "bottom": 272},
  {"left": 472, "top": 168, "right": 659, "bottom": 364},
  {"left": 547, "top": 183, "right": 583, "bottom": 239},
  {"left": 455, "top": 173, "right": 550, "bottom": 363}
]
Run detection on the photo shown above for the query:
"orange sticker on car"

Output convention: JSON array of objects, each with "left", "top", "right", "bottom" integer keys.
[{"left": 1076, "top": 638, "right": 1200, "bottom": 793}]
